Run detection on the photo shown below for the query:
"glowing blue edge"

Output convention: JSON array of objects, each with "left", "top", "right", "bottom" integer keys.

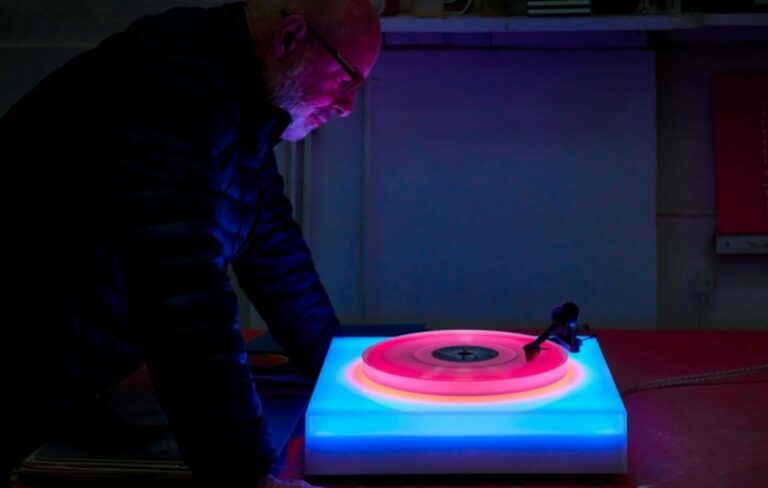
[{"left": 305, "top": 336, "right": 627, "bottom": 475}]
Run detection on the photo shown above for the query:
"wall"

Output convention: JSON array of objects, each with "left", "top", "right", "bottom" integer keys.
[
  {"left": 308, "top": 49, "right": 657, "bottom": 329},
  {"left": 655, "top": 29, "right": 768, "bottom": 329},
  {"left": 1, "top": 1, "right": 766, "bottom": 329}
]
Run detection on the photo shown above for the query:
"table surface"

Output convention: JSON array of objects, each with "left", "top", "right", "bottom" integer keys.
[
  {"left": 283, "top": 329, "right": 768, "bottom": 488},
  {"left": 15, "top": 329, "right": 768, "bottom": 488}
]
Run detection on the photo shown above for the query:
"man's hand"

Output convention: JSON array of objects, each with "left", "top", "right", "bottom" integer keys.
[{"left": 257, "top": 474, "right": 324, "bottom": 488}]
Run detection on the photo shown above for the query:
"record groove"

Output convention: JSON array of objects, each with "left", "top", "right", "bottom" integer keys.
[{"left": 361, "top": 330, "right": 569, "bottom": 395}]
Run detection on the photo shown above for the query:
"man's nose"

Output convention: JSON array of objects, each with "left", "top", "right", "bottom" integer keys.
[{"left": 332, "top": 91, "right": 355, "bottom": 118}]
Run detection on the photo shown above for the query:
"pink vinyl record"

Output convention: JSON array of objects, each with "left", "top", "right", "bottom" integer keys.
[{"left": 361, "top": 330, "right": 569, "bottom": 396}]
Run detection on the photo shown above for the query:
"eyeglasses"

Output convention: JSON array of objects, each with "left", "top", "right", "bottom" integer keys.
[{"left": 281, "top": 9, "right": 365, "bottom": 92}]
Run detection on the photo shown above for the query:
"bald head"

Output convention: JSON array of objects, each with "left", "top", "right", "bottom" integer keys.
[
  {"left": 248, "top": 0, "right": 380, "bottom": 40},
  {"left": 245, "top": 0, "right": 382, "bottom": 140}
]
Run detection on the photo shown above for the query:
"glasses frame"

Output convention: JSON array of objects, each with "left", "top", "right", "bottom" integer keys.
[{"left": 281, "top": 9, "right": 365, "bottom": 92}]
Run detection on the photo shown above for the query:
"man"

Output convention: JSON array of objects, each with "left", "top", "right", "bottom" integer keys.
[{"left": 0, "top": 0, "right": 381, "bottom": 487}]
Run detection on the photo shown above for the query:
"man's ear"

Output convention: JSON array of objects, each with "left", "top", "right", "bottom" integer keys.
[{"left": 274, "top": 14, "right": 308, "bottom": 59}]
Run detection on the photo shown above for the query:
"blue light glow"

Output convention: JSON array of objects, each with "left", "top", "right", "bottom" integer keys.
[{"left": 305, "top": 336, "right": 627, "bottom": 475}]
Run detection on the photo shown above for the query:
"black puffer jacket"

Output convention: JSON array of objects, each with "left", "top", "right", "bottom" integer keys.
[{"left": 1, "top": 2, "right": 339, "bottom": 484}]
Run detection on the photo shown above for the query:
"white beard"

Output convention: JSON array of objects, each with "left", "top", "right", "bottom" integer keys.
[{"left": 267, "top": 62, "right": 313, "bottom": 141}]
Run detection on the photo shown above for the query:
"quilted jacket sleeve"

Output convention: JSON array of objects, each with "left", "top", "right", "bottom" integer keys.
[
  {"left": 107, "top": 51, "right": 276, "bottom": 485},
  {"left": 232, "top": 165, "right": 340, "bottom": 378}
]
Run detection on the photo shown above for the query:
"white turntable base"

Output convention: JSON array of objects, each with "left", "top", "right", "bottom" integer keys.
[{"left": 304, "top": 336, "right": 627, "bottom": 475}]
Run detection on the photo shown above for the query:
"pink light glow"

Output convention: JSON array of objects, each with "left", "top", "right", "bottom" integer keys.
[
  {"left": 361, "top": 330, "right": 569, "bottom": 396},
  {"left": 349, "top": 360, "right": 583, "bottom": 404}
]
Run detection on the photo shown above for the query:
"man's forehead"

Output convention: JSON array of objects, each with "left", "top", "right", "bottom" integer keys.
[{"left": 336, "top": 29, "right": 381, "bottom": 74}]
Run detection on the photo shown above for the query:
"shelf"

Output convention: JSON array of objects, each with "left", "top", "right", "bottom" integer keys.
[{"left": 380, "top": 13, "right": 768, "bottom": 33}]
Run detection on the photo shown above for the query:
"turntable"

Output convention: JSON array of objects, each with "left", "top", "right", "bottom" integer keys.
[{"left": 305, "top": 304, "right": 627, "bottom": 475}]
